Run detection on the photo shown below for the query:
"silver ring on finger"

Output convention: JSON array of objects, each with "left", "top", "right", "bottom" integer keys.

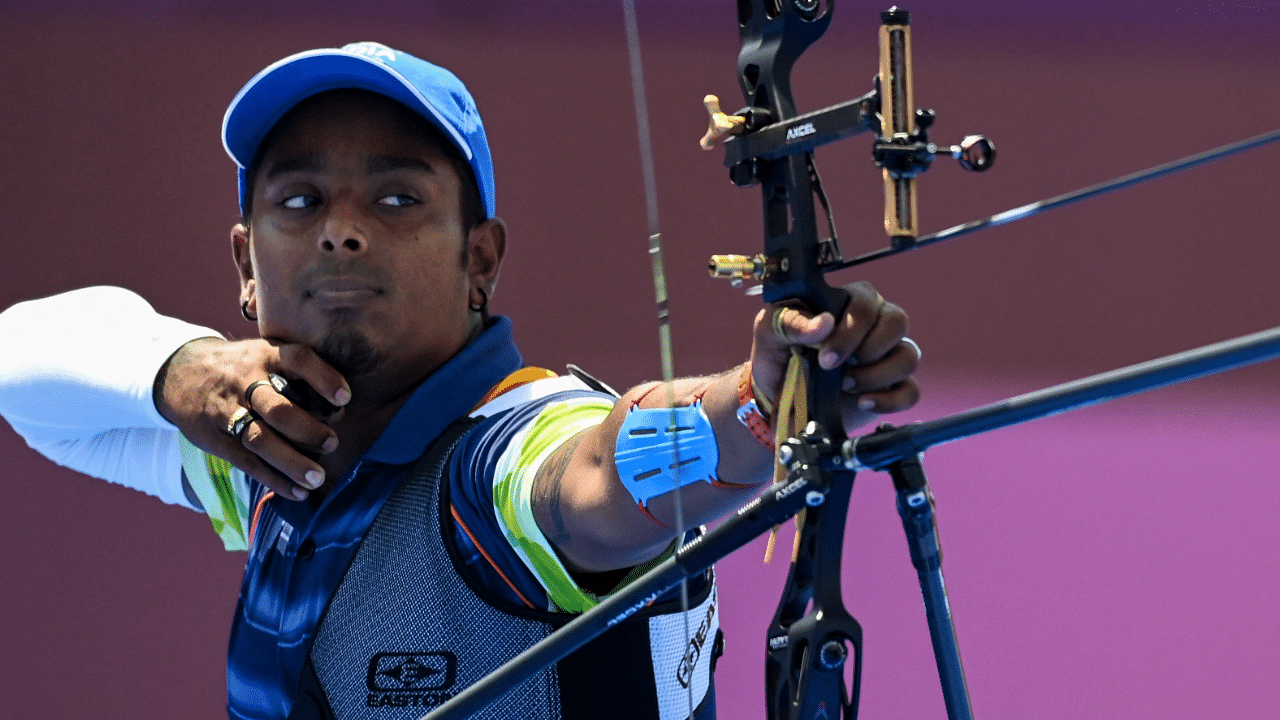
[
  {"left": 901, "top": 336, "right": 921, "bottom": 362},
  {"left": 227, "top": 406, "right": 256, "bottom": 439}
]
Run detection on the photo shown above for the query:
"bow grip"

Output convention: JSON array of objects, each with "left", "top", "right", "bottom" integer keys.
[
  {"left": 766, "top": 277, "right": 850, "bottom": 436},
  {"left": 810, "top": 286, "right": 852, "bottom": 438}
]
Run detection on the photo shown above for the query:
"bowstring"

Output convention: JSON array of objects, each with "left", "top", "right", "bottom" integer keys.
[{"left": 621, "top": 1, "right": 696, "bottom": 717}]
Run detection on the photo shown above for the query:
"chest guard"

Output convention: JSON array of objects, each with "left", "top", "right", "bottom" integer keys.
[{"left": 288, "top": 419, "right": 722, "bottom": 720}]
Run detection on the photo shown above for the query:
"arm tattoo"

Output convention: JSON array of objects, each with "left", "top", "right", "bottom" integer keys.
[{"left": 535, "top": 431, "right": 587, "bottom": 548}]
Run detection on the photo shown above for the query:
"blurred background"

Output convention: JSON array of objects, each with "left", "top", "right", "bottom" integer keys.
[{"left": 1, "top": 1, "right": 1277, "bottom": 718}]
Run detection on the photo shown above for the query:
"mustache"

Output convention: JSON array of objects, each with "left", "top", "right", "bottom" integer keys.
[{"left": 294, "top": 260, "right": 391, "bottom": 295}]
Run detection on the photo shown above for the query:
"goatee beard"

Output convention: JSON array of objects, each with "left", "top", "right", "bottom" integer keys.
[{"left": 315, "top": 329, "right": 383, "bottom": 379}]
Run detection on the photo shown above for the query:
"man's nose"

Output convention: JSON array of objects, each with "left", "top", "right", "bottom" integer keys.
[{"left": 318, "top": 195, "right": 369, "bottom": 255}]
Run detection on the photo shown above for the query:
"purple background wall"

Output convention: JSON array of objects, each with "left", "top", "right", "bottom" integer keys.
[{"left": 1, "top": 2, "right": 1277, "bottom": 718}]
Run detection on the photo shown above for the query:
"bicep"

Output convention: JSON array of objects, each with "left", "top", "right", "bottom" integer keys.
[{"left": 530, "top": 403, "right": 676, "bottom": 574}]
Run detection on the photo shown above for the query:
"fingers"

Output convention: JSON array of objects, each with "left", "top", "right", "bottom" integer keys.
[
  {"left": 841, "top": 377, "right": 921, "bottom": 436},
  {"left": 246, "top": 380, "right": 340, "bottom": 456},
  {"left": 276, "top": 344, "right": 352, "bottom": 408},
  {"left": 223, "top": 433, "right": 313, "bottom": 501},
  {"left": 233, "top": 414, "right": 326, "bottom": 499},
  {"left": 763, "top": 282, "right": 898, "bottom": 370},
  {"left": 240, "top": 343, "right": 348, "bottom": 494},
  {"left": 767, "top": 305, "right": 834, "bottom": 348},
  {"left": 842, "top": 336, "right": 920, "bottom": 395},
  {"left": 838, "top": 335, "right": 921, "bottom": 431},
  {"left": 854, "top": 377, "right": 921, "bottom": 414},
  {"left": 188, "top": 407, "right": 313, "bottom": 501},
  {"left": 748, "top": 280, "right": 922, "bottom": 434},
  {"left": 159, "top": 337, "right": 352, "bottom": 501},
  {"left": 237, "top": 366, "right": 344, "bottom": 497},
  {"left": 814, "top": 282, "right": 889, "bottom": 369}
]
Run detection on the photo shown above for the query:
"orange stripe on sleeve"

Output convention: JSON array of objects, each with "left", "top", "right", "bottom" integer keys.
[
  {"left": 471, "top": 366, "right": 558, "bottom": 412},
  {"left": 450, "top": 504, "right": 538, "bottom": 609}
]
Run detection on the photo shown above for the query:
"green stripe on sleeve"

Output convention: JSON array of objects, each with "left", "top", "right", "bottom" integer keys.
[
  {"left": 492, "top": 397, "right": 614, "bottom": 613},
  {"left": 179, "top": 436, "right": 251, "bottom": 551}
]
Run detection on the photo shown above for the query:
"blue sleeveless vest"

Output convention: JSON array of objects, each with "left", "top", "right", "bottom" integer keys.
[{"left": 287, "top": 420, "right": 722, "bottom": 720}]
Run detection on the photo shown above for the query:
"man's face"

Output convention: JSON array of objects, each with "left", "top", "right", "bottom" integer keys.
[{"left": 233, "top": 91, "right": 500, "bottom": 390}]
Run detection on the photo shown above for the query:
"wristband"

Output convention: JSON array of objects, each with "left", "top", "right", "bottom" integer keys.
[{"left": 736, "top": 363, "right": 775, "bottom": 450}]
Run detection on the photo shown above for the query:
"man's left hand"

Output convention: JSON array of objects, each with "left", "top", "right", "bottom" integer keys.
[{"left": 749, "top": 280, "right": 921, "bottom": 435}]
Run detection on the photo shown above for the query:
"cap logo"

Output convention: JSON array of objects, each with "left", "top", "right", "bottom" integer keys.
[{"left": 343, "top": 42, "right": 398, "bottom": 63}]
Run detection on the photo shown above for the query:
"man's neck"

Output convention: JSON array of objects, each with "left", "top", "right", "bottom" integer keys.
[
  {"left": 315, "top": 367, "right": 430, "bottom": 480},
  {"left": 311, "top": 319, "right": 488, "bottom": 480}
]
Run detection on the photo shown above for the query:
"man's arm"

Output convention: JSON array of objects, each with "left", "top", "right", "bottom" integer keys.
[
  {"left": 0, "top": 286, "right": 352, "bottom": 506},
  {"left": 533, "top": 281, "right": 920, "bottom": 574},
  {"left": 0, "top": 286, "right": 222, "bottom": 507}
]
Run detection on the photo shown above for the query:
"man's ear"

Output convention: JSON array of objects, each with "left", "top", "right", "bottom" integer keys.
[
  {"left": 466, "top": 218, "right": 507, "bottom": 295},
  {"left": 231, "top": 223, "right": 257, "bottom": 313}
]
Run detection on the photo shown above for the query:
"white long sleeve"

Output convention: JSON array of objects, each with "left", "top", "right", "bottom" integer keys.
[{"left": 0, "top": 286, "right": 222, "bottom": 508}]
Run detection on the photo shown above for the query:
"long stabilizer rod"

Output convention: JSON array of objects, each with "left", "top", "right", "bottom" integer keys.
[{"left": 845, "top": 324, "right": 1280, "bottom": 469}]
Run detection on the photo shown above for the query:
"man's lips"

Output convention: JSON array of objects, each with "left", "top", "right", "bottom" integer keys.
[{"left": 306, "top": 278, "right": 384, "bottom": 308}]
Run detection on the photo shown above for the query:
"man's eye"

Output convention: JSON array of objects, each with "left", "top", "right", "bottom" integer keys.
[
  {"left": 378, "top": 194, "right": 419, "bottom": 207},
  {"left": 281, "top": 195, "right": 318, "bottom": 210}
]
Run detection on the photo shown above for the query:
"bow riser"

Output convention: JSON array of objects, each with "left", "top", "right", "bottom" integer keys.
[
  {"left": 731, "top": 5, "right": 869, "bottom": 720},
  {"left": 735, "top": 1, "right": 847, "bottom": 316}
]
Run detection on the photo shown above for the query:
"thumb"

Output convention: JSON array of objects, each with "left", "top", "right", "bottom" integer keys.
[
  {"left": 767, "top": 306, "right": 835, "bottom": 349},
  {"left": 750, "top": 306, "right": 835, "bottom": 406}
]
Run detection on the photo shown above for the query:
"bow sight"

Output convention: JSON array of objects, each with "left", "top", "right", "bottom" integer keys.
[{"left": 707, "top": 5, "right": 994, "bottom": 290}]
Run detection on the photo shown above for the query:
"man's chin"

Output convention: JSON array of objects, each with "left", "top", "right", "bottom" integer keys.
[{"left": 315, "top": 330, "right": 384, "bottom": 379}]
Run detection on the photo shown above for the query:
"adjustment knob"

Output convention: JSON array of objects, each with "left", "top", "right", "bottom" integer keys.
[
  {"left": 792, "top": 0, "right": 822, "bottom": 20},
  {"left": 915, "top": 107, "right": 936, "bottom": 130},
  {"left": 700, "top": 94, "right": 747, "bottom": 150},
  {"left": 817, "top": 639, "right": 848, "bottom": 670}
]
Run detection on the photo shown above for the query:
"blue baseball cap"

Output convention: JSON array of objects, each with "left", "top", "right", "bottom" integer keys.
[{"left": 222, "top": 41, "right": 495, "bottom": 218}]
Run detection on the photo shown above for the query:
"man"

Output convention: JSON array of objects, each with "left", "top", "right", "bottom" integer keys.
[{"left": 0, "top": 42, "right": 919, "bottom": 719}]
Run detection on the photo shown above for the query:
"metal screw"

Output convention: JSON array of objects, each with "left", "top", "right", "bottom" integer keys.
[
  {"left": 805, "top": 490, "right": 824, "bottom": 506},
  {"left": 777, "top": 445, "right": 794, "bottom": 466}
]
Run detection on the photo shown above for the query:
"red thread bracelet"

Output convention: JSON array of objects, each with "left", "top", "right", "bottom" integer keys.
[{"left": 736, "top": 362, "right": 775, "bottom": 450}]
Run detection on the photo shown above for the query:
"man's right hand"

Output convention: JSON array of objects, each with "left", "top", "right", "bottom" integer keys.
[{"left": 154, "top": 338, "right": 350, "bottom": 500}]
